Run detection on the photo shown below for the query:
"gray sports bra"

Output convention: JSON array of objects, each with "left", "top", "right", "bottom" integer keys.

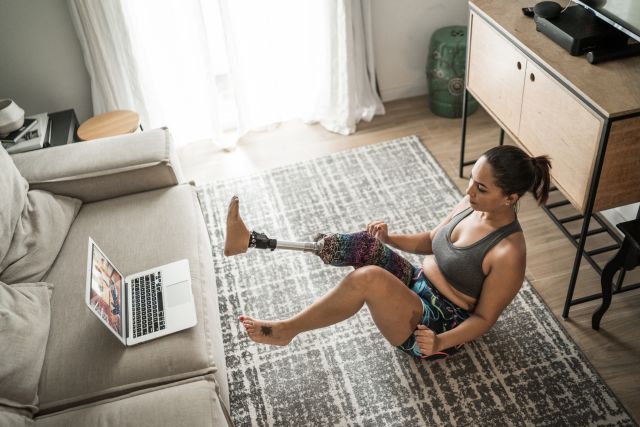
[{"left": 431, "top": 207, "right": 522, "bottom": 299}]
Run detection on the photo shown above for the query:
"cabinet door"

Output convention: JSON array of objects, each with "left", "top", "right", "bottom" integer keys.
[
  {"left": 518, "top": 61, "right": 603, "bottom": 212},
  {"left": 467, "top": 13, "right": 527, "bottom": 135}
]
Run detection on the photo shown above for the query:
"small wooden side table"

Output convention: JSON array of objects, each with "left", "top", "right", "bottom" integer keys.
[{"left": 77, "top": 110, "right": 141, "bottom": 141}]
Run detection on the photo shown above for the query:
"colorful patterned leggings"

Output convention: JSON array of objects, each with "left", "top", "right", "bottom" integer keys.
[{"left": 317, "top": 231, "right": 470, "bottom": 360}]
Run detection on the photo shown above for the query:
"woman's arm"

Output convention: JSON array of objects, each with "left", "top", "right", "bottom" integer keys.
[
  {"left": 414, "top": 240, "right": 526, "bottom": 354},
  {"left": 385, "top": 232, "right": 433, "bottom": 255},
  {"left": 371, "top": 196, "right": 471, "bottom": 256}
]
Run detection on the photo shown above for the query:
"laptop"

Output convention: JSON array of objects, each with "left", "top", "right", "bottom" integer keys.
[{"left": 85, "top": 237, "right": 197, "bottom": 346}]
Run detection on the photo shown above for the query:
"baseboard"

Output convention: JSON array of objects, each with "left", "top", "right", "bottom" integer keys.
[{"left": 379, "top": 83, "right": 427, "bottom": 102}]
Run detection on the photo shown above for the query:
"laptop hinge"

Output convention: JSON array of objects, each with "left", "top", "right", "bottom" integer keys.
[{"left": 125, "top": 281, "right": 130, "bottom": 340}]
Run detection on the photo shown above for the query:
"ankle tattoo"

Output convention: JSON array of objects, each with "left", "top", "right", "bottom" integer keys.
[{"left": 260, "top": 325, "right": 273, "bottom": 336}]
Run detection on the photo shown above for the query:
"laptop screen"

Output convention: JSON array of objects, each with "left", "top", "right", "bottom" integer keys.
[{"left": 88, "top": 242, "right": 124, "bottom": 339}]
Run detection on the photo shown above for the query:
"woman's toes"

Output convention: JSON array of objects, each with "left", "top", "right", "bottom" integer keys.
[
  {"left": 239, "top": 315, "right": 255, "bottom": 332},
  {"left": 238, "top": 316, "right": 292, "bottom": 346},
  {"left": 227, "top": 196, "right": 239, "bottom": 217}
]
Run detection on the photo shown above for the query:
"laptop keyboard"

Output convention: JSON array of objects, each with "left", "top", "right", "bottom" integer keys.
[{"left": 131, "top": 271, "right": 166, "bottom": 338}]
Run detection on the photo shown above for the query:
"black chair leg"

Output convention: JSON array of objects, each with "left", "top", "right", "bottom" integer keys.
[{"left": 592, "top": 247, "right": 626, "bottom": 330}]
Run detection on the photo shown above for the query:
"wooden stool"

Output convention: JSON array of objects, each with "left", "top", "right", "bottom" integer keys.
[
  {"left": 77, "top": 110, "right": 140, "bottom": 141},
  {"left": 592, "top": 218, "right": 640, "bottom": 330}
]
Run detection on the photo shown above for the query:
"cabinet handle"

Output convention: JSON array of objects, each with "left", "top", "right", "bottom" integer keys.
[
  {"left": 530, "top": 73, "right": 535, "bottom": 82},
  {"left": 517, "top": 61, "right": 522, "bottom": 70}
]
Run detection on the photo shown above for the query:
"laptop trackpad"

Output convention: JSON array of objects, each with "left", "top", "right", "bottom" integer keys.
[{"left": 165, "top": 281, "right": 191, "bottom": 307}]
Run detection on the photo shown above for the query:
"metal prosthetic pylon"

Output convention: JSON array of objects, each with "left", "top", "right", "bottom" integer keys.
[{"left": 249, "top": 231, "right": 324, "bottom": 254}]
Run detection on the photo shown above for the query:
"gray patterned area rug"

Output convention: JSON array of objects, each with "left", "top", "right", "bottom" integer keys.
[{"left": 197, "top": 136, "right": 634, "bottom": 426}]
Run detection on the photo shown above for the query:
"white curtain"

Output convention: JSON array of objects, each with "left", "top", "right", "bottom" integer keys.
[
  {"left": 222, "top": 0, "right": 384, "bottom": 136},
  {"left": 69, "top": 0, "right": 384, "bottom": 148},
  {"left": 69, "top": 0, "right": 223, "bottom": 147},
  {"left": 67, "top": 1, "right": 151, "bottom": 127}
]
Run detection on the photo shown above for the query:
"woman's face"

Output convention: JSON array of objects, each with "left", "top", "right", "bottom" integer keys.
[{"left": 466, "top": 156, "right": 516, "bottom": 212}]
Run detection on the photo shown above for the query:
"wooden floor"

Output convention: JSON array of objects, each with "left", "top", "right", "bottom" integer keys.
[{"left": 178, "top": 96, "right": 640, "bottom": 422}]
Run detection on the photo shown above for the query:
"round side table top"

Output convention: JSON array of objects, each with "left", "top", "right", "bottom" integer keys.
[{"left": 77, "top": 110, "right": 140, "bottom": 141}]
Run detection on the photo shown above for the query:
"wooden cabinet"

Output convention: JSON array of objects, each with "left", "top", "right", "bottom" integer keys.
[
  {"left": 466, "top": 8, "right": 640, "bottom": 213},
  {"left": 518, "top": 60, "right": 603, "bottom": 211},
  {"left": 467, "top": 15, "right": 527, "bottom": 136}
]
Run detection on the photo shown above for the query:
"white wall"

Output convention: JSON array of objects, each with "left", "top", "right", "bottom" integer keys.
[
  {"left": 0, "top": 0, "right": 93, "bottom": 122},
  {"left": 371, "top": 0, "right": 469, "bottom": 101}
]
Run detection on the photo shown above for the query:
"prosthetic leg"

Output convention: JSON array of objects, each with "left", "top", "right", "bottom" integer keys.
[
  {"left": 225, "top": 195, "right": 325, "bottom": 256},
  {"left": 225, "top": 196, "right": 409, "bottom": 284},
  {"left": 248, "top": 231, "right": 324, "bottom": 254}
]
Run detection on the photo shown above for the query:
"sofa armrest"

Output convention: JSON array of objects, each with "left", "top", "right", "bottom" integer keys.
[{"left": 10, "top": 127, "right": 184, "bottom": 203}]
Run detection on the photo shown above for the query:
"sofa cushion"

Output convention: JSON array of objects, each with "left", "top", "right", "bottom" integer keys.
[
  {"left": 11, "top": 128, "right": 184, "bottom": 203},
  {"left": 0, "top": 146, "right": 82, "bottom": 284},
  {"left": 0, "top": 282, "right": 52, "bottom": 413},
  {"left": 0, "top": 405, "right": 34, "bottom": 427},
  {"left": 0, "top": 190, "right": 81, "bottom": 284},
  {"left": 0, "top": 147, "right": 28, "bottom": 268},
  {"left": 38, "top": 184, "right": 227, "bottom": 413},
  {"left": 34, "top": 375, "right": 229, "bottom": 427}
]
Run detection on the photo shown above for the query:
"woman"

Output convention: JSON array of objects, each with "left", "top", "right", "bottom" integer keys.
[{"left": 224, "top": 145, "right": 551, "bottom": 360}]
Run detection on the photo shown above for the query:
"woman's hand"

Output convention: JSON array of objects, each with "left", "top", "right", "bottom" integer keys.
[
  {"left": 366, "top": 221, "right": 389, "bottom": 243},
  {"left": 415, "top": 325, "right": 439, "bottom": 356}
]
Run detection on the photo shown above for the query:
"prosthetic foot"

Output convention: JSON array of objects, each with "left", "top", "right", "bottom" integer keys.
[
  {"left": 224, "top": 196, "right": 324, "bottom": 256},
  {"left": 224, "top": 196, "right": 251, "bottom": 256}
]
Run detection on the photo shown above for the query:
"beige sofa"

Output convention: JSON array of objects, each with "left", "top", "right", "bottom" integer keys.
[{"left": 0, "top": 128, "right": 231, "bottom": 426}]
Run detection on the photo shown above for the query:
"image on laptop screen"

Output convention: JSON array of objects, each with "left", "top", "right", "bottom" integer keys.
[{"left": 89, "top": 244, "right": 124, "bottom": 338}]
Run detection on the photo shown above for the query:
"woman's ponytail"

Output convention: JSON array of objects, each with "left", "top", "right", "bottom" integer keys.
[
  {"left": 531, "top": 155, "right": 552, "bottom": 205},
  {"left": 483, "top": 145, "right": 552, "bottom": 206}
]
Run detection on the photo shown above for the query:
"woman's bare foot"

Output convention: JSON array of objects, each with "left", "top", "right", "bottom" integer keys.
[
  {"left": 239, "top": 315, "right": 294, "bottom": 346},
  {"left": 224, "top": 196, "right": 251, "bottom": 256}
]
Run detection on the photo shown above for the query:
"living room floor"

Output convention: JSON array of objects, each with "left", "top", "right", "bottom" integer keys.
[{"left": 178, "top": 95, "right": 640, "bottom": 422}]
